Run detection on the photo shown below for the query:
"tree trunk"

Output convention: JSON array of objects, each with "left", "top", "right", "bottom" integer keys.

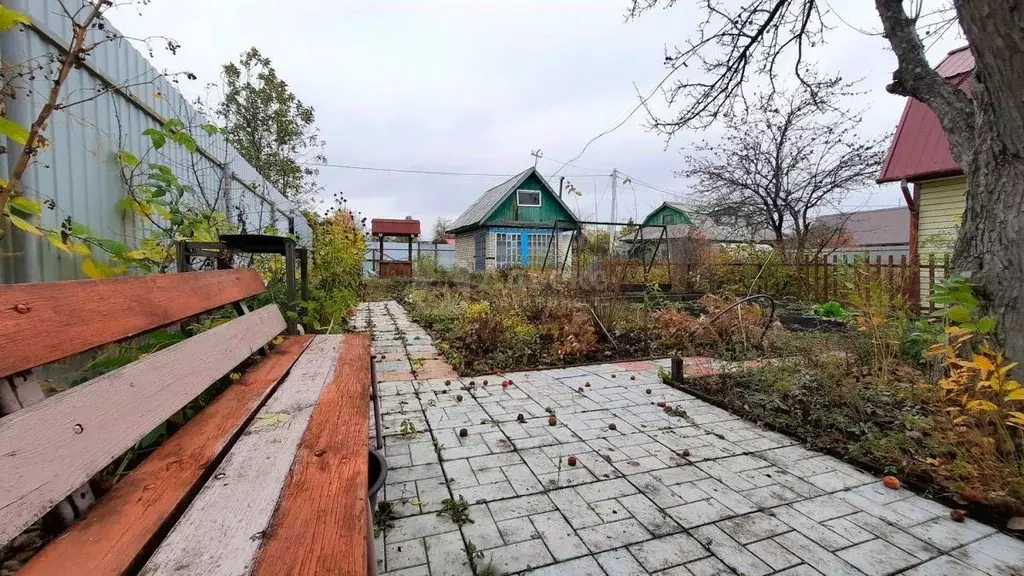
[{"left": 953, "top": 1, "right": 1024, "bottom": 366}]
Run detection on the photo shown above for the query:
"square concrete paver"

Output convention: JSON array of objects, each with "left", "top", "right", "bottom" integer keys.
[{"left": 359, "top": 301, "right": 1023, "bottom": 576}]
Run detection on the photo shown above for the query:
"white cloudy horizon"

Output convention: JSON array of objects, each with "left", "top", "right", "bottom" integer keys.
[{"left": 109, "top": 0, "right": 964, "bottom": 231}]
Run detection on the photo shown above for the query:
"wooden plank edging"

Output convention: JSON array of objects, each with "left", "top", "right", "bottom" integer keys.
[
  {"left": 141, "top": 335, "right": 344, "bottom": 576},
  {"left": 17, "top": 335, "right": 314, "bottom": 576},
  {"left": 0, "top": 269, "right": 267, "bottom": 379},
  {"left": 254, "top": 333, "right": 372, "bottom": 576},
  {"left": 0, "top": 304, "right": 287, "bottom": 546}
]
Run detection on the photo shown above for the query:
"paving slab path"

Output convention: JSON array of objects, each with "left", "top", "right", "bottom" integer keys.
[{"left": 354, "top": 301, "right": 1023, "bottom": 576}]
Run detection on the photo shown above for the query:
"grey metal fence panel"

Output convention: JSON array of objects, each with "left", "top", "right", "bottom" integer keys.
[
  {"left": 0, "top": 0, "right": 311, "bottom": 284},
  {"left": 363, "top": 242, "right": 455, "bottom": 276}
]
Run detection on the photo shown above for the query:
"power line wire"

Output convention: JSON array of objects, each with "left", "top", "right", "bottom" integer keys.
[
  {"left": 549, "top": 65, "right": 684, "bottom": 177},
  {"left": 620, "top": 172, "right": 684, "bottom": 197},
  {"left": 300, "top": 160, "right": 595, "bottom": 179}
]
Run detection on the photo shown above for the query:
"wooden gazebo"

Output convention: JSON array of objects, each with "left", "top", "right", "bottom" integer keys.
[{"left": 370, "top": 217, "right": 421, "bottom": 278}]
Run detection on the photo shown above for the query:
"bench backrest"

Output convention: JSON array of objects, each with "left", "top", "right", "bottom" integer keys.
[{"left": 0, "top": 269, "right": 287, "bottom": 545}]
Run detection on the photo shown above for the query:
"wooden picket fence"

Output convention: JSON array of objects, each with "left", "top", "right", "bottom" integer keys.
[
  {"left": 796, "top": 252, "right": 950, "bottom": 314},
  {"left": 666, "top": 251, "right": 950, "bottom": 315}
]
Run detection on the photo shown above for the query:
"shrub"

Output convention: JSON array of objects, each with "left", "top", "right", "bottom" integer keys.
[
  {"left": 537, "top": 302, "right": 598, "bottom": 360},
  {"left": 811, "top": 300, "right": 848, "bottom": 319},
  {"left": 303, "top": 207, "right": 365, "bottom": 331}
]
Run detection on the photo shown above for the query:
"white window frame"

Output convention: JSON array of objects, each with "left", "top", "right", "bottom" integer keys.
[
  {"left": 516, "top": 189, "right": 542, "bottom": 208},
  {"left": 495, "top": 232, "right": 521, "bottom": 268}
]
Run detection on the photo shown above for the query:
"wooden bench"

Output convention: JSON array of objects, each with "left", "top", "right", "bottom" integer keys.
[{"left": 0, "top": 269, "right": 372, "bottom": 575}]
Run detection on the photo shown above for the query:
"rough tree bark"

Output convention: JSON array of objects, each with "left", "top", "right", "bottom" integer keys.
[{"left": 875, "top": 0, "right": 1024, "bottom": 364}]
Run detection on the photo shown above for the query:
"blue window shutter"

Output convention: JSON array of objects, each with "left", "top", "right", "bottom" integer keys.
[{"left": 520, "top": 231, "right": 529, "bottom": 265}]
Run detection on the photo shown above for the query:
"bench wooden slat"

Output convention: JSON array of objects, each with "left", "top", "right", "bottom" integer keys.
[
  {"left": 0, "top": 269, "right": 267, "bottom": 379},
  {"left": 18, "top": 335, "right": 314, "bottom": 576},
  {"left": 254, "top": 333, "right": 371, "bottom": 576},
  {"left": 0, "top": 304, "right": 286, "bottom": 546},
  {"left": 142, "top": 335, "right": 343, "bottom": 576}
]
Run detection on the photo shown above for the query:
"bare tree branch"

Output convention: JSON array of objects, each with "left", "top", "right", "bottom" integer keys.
[
  {"left": 681, "top": 78, "right": 888, "bottom": 261},
  {"left": 873, "top": 0, "right": 974, "bottom": 164}
]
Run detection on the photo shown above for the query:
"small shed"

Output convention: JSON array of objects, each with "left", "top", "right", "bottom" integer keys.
[
  {"left": 371, "top": 217, "right": 421, "bottom": 278},
  {"left": 447, "top": 167, "right": 580, "bottom": 271},
  {"left": 642, "top": 202, "right": 694, "bottom": 227}
]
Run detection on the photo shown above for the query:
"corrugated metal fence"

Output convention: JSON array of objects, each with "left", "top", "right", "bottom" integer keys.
[
  {"left": 364, "top": 242, "right": 455, "bottom": 276},
  {"left": 0, "top": 0, "right": 311, "bottom": 284}
]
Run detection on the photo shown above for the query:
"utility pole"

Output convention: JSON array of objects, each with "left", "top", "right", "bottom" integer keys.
[{"left": 608, "top": 169, "right": 618, "bottom": 252}]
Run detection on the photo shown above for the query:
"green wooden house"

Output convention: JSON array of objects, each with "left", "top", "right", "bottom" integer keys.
[
  {"left": 448, "top": 167, "right": 580, "bottom": 271},
  {"left": 641, "top": 202, "right": 694, "bottom": 227}
]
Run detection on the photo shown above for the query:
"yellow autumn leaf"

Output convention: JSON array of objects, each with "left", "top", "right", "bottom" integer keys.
[
  {"left": 254, "top": 412, "right": 289, "bottom": 426},
  {"left": 0, "top": 117, "right": 29, "bottom": 145},
  {"left": 1005, "top": 389, "right": 1024, "bottom": 402},
  {"left": 0, "top": 7, "right": 30, "bottom": 31},
  {"left": 1004, "top": 380, "right": 1021, "bottom": 392},
  {"left": 9, "top": 194, "right": 42, "bottom": 215},
  {"left": 975, "top": 355, "right": 994, "bottom": 378},
  {"left": 70, "top": 241, "right": 92, "bottom": 256},
  {"left": 939, "top": 379, "right": 960, "bottom": 390},
  {"left": 7, "top": 213, "right": 42, "bottom": 236},
  {"left": 45, "top": 231, "right": 71, "bottom": 254},
  {"left": 998, "top": 362, "right": 1019, "bottom": 376},
  {"left": 1007, "top": 411, "right": 1024, "bottom": 421},
  {"left": 81, "top": 258, "right": 106, "bottom": 279},
  {"left": 966, "top": 399, "right": 998, "bottom": 412},
  {"left": 954, "top": 334, "right": 975, "bottom": 346}
]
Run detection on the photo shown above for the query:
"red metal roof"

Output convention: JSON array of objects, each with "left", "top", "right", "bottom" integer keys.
[
  {"left": 877, "top": 46, "right": 973, "bottom": 183},
  {"left": 371, "top": 218, "right": 421, "bottom": 236}
]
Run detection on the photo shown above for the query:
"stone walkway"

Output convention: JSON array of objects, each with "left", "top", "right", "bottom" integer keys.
[{"left": 354, "top": 301, "right": 1022, "bottom": 576}]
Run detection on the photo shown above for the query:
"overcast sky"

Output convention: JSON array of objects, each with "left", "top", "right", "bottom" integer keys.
[{"left": 110, "top": 1, "right": 963, "bottom": 232}]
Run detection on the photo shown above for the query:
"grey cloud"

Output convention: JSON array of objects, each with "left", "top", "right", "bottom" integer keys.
[{"left": 111, "top": 0, "right": 963, "bottom": 230}]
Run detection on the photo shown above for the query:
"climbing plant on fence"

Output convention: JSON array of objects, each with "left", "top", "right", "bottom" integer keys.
[{"left": 0, "top": 3, "right": 190, "bottom": 252}]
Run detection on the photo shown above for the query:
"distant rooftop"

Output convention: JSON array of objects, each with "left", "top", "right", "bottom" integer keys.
[
  {"left": 371, "top": 218, "right": 421, "bottom": 236},
  {"left": 814, "top": 206, "right": 909, "bottom": 246}
]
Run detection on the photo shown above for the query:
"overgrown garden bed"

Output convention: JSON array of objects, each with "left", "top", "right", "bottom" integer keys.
[{"left": 363, "top": 268, "right": 1024, "bottom": 532}]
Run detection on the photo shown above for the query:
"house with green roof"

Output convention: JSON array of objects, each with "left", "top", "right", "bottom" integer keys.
[
  {"left": 447, "top": 167, "right": 580, "bottom": 271},
  {"left": 642, "top": 202, "right": 694, "bottom": 227}
]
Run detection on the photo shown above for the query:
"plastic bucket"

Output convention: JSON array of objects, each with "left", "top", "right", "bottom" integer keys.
[{"left": 368, "top": 449, "right": 388, "bottom": 510}]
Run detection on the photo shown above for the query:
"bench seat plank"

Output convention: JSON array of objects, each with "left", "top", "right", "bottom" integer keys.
[
  {"left": 142, "top": 335, "right": 344, "bottom": 576},
  {"left": 254, "top": 333, "right": 371, "bottom": 576},
  {"left": 0, "top": 269, "right": 267, "bottom": 379},
  {"left": 18, "top": 335, "right": 313, "bottom": 576},
  {"left": 0, "top": 304, "right": 287, "bottom": 546}
]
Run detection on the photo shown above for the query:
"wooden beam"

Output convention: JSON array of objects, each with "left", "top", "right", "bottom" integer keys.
[
  {"left": 253, "top": 334, "right": 371, "bottom": 576},
  {"left": 0, "top": 305, "right": 286, "bottom": 546},
  {"left": 0, "top": 270, "right": 267, "bottom": 379},
  {"left": 141, "top": 335, "right": 343, "bottom": 576},
  {"left": 17, "top": 335, "right": 313, "bottom": 576}
]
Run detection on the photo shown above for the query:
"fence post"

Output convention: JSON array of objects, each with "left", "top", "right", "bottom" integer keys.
[
  {"left": 819, "top": 255, "right": 827, "bottom": 301},
  {"left": 887, "top": 255, "right": 894, "bottom": 301},
  {"left": 831, "top": 255, "right": 838, "bottom": 300},
  {"left": 900, "top": 255, "right": 916, "bottom": 314},
  {"left": 928, "top": 253, "right": 936, "bottom": 313}
]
